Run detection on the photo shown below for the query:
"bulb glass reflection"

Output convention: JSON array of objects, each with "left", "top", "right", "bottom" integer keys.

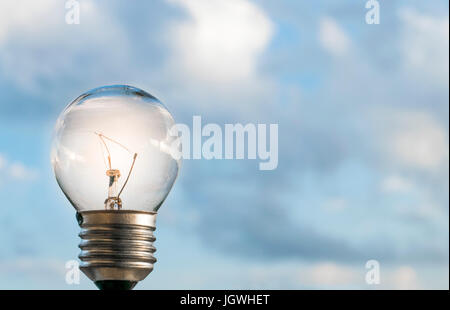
[{"left": 51, "top": 85, "right": 180, "bottom": 212}]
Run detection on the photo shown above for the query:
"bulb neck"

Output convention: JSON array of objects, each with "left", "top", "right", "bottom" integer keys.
[{"left": 76, "top": 210, "right": 157, "bottom": 290}]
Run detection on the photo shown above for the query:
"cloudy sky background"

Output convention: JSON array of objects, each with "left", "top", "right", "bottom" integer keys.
[{"left": 0, "top": 0, "right": 448, "bottom": 289}]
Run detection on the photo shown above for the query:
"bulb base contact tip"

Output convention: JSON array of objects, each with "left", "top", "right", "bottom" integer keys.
[
  {"left": 94, "top": 280, "right": 137, "bottom": 290},
  {"left": 76, "top": 210, "right": 157, "bottom": 289}
]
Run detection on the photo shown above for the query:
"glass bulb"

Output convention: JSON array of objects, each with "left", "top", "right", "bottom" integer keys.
[{"left": 51, "top": 85, "right": 181, "bottom": 212}]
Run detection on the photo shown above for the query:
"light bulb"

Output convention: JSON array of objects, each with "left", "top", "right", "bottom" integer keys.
[{"left": 51, "top": 85, "right": 181, "bottom": 289}]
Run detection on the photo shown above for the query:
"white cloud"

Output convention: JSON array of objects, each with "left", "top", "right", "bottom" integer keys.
[
  {"left": 0, "top": 0, "right": 130, "bottom": 90},
  {"left": 388, "top": 112, "right": 449, "bottom": 170},
  {"left": 399, "top": 8, "right": 449, "bottom": 87},
  {"left": 8, "top": 162, "right": 38, "bottom": 181},
  {"left": 0, "top": 0, "right": 58, "bottom": 43},
  {"left": 167, "top": 0, "right": 273, "bottom": 85},
  {"left": 0, "top": 153, "right": 38, "bottom": 181},
  {"left": 381, "top": 175, "right": 412, "bottom": 193},
  {"left": 323, "top": 198, "right": 348, "bottom": 211},
  {"left": 388, "top": 266, "right": 420, "bottom": 290},
  {"left": 319, "top": 17, "right": 350, "bottom": 56},
  {"left": 205, "top": 261, "right": 443, "bottom": 289},
  {"left": 0, "top": 257, "right": 64, "bottom": 275},
  {"left": 301, "top": 262, "right": 359, "bottom": 286},
  {"left": 395, "top": 201, "right": 446, "bottom": 222},
  {"left": 0, "top": 0, "right": 61, "bottom": 88},
  {"left": 0, "top": 154, "right": 5, "bottom": 169},
  {"left": 0, "top": 257, "right": 71, "bottom": 289},
  {"left": 301, "top": 263, "right": 423, "bottom": 289},
  {"left": 247, "top": 262, "right": 440, "bottom": 289},
  {"left": 413, "top": 203, "right": 445, "bottom": 221},
  {"left": 234, "top": 261, "right": 362, "bottom": 289},
  {"left": 376, "top": 109, "right": 449, "bottom": 172}
]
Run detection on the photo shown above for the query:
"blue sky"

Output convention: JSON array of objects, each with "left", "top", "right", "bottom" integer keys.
[{"left": 0, "top": 0, "right": 448, "bottom": 289}]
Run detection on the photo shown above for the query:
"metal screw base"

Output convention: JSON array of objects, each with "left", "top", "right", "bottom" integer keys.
[{"left": 76, "top": 210, "right": 157, "bottom": 289}]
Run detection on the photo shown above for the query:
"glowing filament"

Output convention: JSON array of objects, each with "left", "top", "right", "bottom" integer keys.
[{"left": 95, "top": 132, "right": 137, "bottom": 210}]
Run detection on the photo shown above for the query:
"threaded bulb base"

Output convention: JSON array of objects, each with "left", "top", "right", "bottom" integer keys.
[{"left": 76, "top": 210, "right": 157, "bottom": 289}]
